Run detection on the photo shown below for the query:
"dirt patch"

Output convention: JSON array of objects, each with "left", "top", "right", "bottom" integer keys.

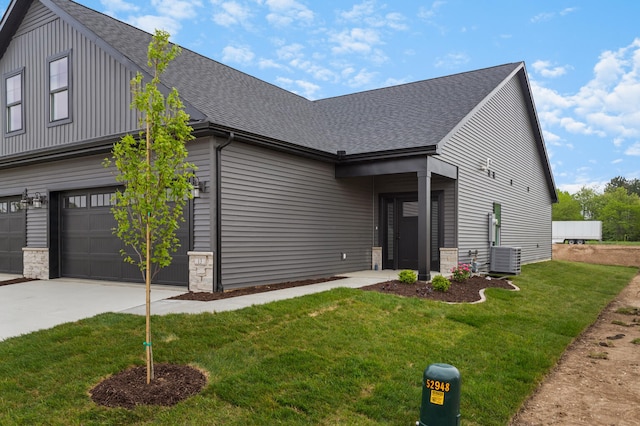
[
  {"left": 510, "top": 273, "right": 640, "bottom": 426},
  {"left": 90, "top": 363, "right": 207, "bottom": 409},
  {"left": 553, "top": 244, "right": 640, "bottom": 267},
  {"left": 360, "top": 275, "right": 516, "bottom": 303}
]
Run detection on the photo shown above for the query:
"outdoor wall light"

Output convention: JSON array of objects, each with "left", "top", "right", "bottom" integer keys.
[
  {"left": 32, "top": 192, "right": 46, "bottom": 208},
  {"left": 19, "top": 188, "right": 48, "bottom": 209},
  {"left": 191, "top": 176, "right": 207, "bottom": 198},
  {"left": 20, "top": 188, "right": 30, "bottom": 209}
]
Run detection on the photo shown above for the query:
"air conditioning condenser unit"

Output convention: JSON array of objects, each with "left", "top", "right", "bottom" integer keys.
[{"left": 490, "top": 246, "right": 521, "bottom": 275}]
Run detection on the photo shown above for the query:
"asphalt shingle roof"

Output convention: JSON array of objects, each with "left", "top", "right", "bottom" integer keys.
[{"left": 48, "top": 0, "right": 520, "bottom": 157}]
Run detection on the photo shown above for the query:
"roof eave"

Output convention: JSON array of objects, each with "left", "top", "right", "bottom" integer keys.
[
  {"left": 336, "top": 145, "right": 439, "bottom": 164},
  {"left": 0, "top": 0, "right": 34, "bottom": 59}
]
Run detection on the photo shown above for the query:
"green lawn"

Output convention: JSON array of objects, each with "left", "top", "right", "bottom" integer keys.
[{"left": 0, "top": 261, "right": 637, "bottom": 425}]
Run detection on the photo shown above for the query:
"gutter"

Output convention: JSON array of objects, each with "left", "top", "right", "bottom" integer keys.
[{"left": 214, "top": 132, "right": 234, "bottom": 292}]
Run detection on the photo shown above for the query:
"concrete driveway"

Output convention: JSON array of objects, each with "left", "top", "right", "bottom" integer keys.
[
  {"left": 0, "top": 270, "right": 398, "bottom": 342},
  {"left": 0, "top": 275, "right": 184, "bottom": 341}
]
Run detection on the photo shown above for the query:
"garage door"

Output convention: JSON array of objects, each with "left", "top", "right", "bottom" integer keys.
[
  {"left": 60, "top": 189, "right": 189, "bottom": 285},
  {"left": 0, "top": 197, "right": 25, "bottom": 274}
]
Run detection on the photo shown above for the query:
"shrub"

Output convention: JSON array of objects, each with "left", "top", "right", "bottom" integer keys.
[
  {"left": 450, "top": 263, "right": 471, "bottom": 282},
  {"left": 398, "top": 270, "right": 417, "bottom": 284},
  {"left": 431, "top": 275, "right": 451, "bottom": 292}
]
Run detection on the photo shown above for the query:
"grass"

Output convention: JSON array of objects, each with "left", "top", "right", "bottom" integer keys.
[{"left": 0, "top": 261, "right": 637, "bottom": 425}]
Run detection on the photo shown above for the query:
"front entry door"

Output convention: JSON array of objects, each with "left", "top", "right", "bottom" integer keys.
[
  {"left": 382, "top": 192, "right": 443, "bottom": 271},
  {"left": 398, "top": 198, "right": 418, "bottom": 269}
]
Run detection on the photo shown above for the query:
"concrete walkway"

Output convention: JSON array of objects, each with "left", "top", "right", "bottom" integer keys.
[{"left": 0, "top": 270, "right": 400, "bottom": 341}]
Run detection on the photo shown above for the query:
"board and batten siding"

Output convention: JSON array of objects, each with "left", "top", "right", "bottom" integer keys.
[
  {"left": 0, "top": 1, "right": 137, "bottom": 157},
  {"left": 440, "top": 74, "right": 553, "bottom": 268},
  {"left": 221, "top": 142, "right": 373, "bottom": 288}
]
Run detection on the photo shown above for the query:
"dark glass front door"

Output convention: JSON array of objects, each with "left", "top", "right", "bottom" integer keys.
[
  {"left": 398, "top": 199, "right": 418, "bottom": 269},
  {"left": 381, "top": 192, "right": 443, "bottom": 271}
]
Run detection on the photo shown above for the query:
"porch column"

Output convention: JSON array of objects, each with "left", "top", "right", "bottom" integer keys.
[{"left": 418, "top": 171, "right": 431, "bottom": 281}]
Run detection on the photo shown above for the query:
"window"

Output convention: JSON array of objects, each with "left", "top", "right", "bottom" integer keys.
[
  {"left": 5, "top": 69, "right": 24, "bottom": 134},
  {"left": 64, "top": 195, "right": 86, "bottom": 209},
  {"left": 91, "top": 193, "right": 116, "bottom": 207},
  {"left": 48, "top": 51, "right": 71, "bottom": 124}
]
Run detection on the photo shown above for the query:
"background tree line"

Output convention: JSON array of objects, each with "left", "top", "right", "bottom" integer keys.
[{"left": 553, "top": 176, "right": 640, "bottom": 241}]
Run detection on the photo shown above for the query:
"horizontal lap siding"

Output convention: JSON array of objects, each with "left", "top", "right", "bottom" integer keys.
[
  {"left": 0, "top": 154, "right": 117, "bottom": 247},
  {"left": 440, "top": 75, "right": 552, "bottom": 268},
  {"left": 188, "top": 138, "right": 213, "bottom": 251},
  {"left": 221, "top": 143, "right": 373, "bottom": 288}
]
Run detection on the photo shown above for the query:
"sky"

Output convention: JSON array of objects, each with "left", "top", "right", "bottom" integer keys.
[{"left": 1, "top": 0, "right": 639, "bottom": 193}]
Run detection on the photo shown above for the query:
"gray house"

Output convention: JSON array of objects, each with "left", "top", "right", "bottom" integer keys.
[{"left": 0, "top": 0, "right": 557, "bottom": 291}]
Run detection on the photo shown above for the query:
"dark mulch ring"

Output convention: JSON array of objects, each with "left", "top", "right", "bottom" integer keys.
[
  {"left": 0, "top": 277, "right": 36, "bottom": 287},
  {"left": 170, "top": 276, "right": 346, "bottom": 301},
  {"left": 90, "top": 363, "right": 207, "bottom": 409},
  {"left": 361, "top": 275, "right": 517, "bottom": 303}
]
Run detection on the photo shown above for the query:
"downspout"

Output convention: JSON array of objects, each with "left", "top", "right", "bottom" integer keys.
[{"left": 214, "top": 132, "right": 234, "bottom": 292}]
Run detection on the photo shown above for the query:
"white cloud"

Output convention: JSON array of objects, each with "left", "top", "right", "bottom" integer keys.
[
  {"left": 531, "top": 7, "right": 577, "bottom": 23},
  {"left": 347, "top": 68, "right": 377, "bottom": 88},
  {"left": 152, "top": 0, "right": 202, "bottom": 20},
  {"left": 275, "top": 77, "right": 320, "bottom": 99},
  {"left": 560, "top": 7, "right": 578, "bottom": 16},
  {"left": 532, "top": 60, "right": 570, "bottom": 78},
  {"left": 264, "top": 0, "right": 314, "bottom": 27},
  {"left": 258, "top": 58, "right": 286, "bottom": 70},
  {"left": 277, "top": 43, "right": 305, "bottom": 61},
  {"left": 340, "top": 1, "right": 376, "bottom": 21},
  {"left": 532, "top": 38, "right": 640, "bottom": 143},
  {"left": 330, "top": 28, "right": 382, "bottom": 55},
  {"left": 612, "top": 158, "right": 623, "bottom": 164},
  {"left": 382, "top": 76, "right": 412, "bottom": 88},
  {"left": 340, "top": 2, "right": 408, "bottom": 31},
  {"left": 222, "top": 45, "right": 255, "bottom": 64},
  {"left": 100, "top": 0, "right": 139, "bottom": 14},
  {"left": 212, "top": 1, "right": 253, "bottom": 27},
  {"left": 625, "top": 142, "right": 640, "bottom": 156},
  {"left": 418, "top": 1, "right": 446, "bottom": 20},
  {"left": 418, "top": 1, "right": 447, "bottom": 34},
  {"left": 531, "top": 12, "right": 554, "bottom": 23},
  {"left": 127, "top": 15, "right": 181, "bottom": 35},
  {"left": 434, "top": 52, "right": 470, "bottom": 68}
]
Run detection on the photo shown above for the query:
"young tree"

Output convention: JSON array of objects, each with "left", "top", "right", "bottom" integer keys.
[{"left": 104, "top": 30, "right": 194, "bottom": 384}]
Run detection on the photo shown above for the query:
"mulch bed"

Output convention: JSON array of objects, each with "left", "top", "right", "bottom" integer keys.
[
  {"left": 0, "top": 277, "right": 36, "bottom": 287},
  {"left": 169, "top": 276, "right": 346, "bottom": 301},
  {"left": 360, "top": 275, "right": 516, "bottom": 303},
  {"left": 90, "top": 363, "right": 207, "bottom": 409}
]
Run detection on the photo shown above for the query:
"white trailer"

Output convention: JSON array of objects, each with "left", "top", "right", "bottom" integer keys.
[{"left": 552, "top": 221, "right": 602, "bottom": 244}]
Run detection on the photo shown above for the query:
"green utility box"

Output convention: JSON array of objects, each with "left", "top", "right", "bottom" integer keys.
[{"left": 418, "top": 363, "right": 461, "bottom": 426}]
